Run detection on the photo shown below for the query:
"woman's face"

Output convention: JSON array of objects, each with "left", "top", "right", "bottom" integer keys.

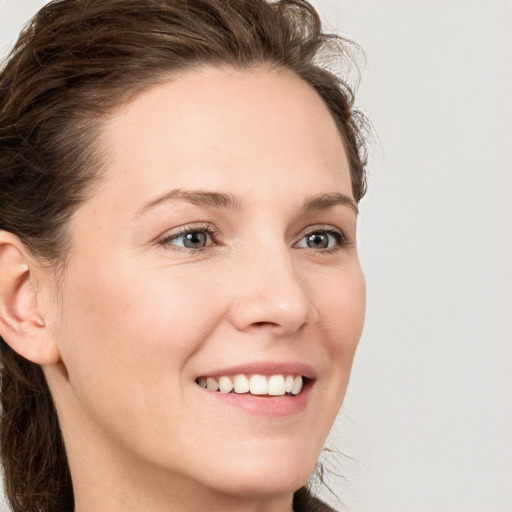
[{"left": 46, "top": 67, "right": 366, "bottom": 504}]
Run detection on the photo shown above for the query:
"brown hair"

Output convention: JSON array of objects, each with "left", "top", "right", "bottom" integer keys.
[{"left": 0, "top": 1, "right": 367, "bottom": 510}]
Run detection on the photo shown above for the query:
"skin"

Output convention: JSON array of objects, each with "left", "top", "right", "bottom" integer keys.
[{"left": 0, "top": 67, "right": 365, "bottom": 512}]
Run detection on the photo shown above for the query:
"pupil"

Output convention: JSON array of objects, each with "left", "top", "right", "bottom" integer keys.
[
  {"left": 184, "top": 232, "right": 207, "bottom": 249},
  {"left": 307, "top": 233, "right": 328, "bottom": 249}
]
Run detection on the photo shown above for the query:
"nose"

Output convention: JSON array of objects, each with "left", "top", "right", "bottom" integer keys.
[{"left": 227, "top": 248, "right": 319, "bottom": 336}]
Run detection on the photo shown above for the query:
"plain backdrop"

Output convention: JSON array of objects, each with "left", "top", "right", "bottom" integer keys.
[{"left": 1, "top": 1, "right": 511, "bottom": 511}]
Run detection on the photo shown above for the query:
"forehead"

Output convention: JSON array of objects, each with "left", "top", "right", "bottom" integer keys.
[{"left": 85, "top": 66, "right": 353, "bottom": 218}]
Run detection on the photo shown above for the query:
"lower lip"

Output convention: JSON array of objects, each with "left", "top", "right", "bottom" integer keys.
[{"left": 197, "top": 380, "right": 313, "bottom": 417}]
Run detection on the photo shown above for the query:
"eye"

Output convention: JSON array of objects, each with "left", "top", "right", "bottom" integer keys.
[
  {"left": 174, "top": 231, "right": 209, "bottom": 249},
  {"left": 160, "top": 225, "right": 216, "bottom": 251},
  {"left": 295, "top": 228, "right": 345, "bottom": 251}
]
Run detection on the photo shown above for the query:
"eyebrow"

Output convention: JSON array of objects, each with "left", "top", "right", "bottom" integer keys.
[
  {"left": 303, "top": 192, "right": 358, "bottom": 215},
  {"left": 135, "top": 189, "right": 244, "bottom": 218},
  {"left": 135, "top": 188, "right": 357, "bottom": 218}
]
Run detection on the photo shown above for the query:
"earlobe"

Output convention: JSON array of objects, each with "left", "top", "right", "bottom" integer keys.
[{"left": 0, "top": 231, "right": 61, "bottom": 365}]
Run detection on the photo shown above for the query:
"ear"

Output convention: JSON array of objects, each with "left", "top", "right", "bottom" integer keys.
[{"left": 0, "top": 231, "right": 61, "bottom": 365}]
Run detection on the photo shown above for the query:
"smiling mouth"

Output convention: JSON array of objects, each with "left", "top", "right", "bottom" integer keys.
[{"left": 195, "top": 374, "right": 306, "bottom": 396}]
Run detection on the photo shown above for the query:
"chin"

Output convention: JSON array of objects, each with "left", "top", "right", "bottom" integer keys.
[
  {"left": 198, "top": 444, "right": 319, "bottom": 499},
  {"left": 213, "top": 470, "right": 311, "bottom": 500}
]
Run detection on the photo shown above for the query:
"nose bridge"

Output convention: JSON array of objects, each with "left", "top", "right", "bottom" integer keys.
[{"left": 227, "top": 236, "right": 318, "bottom": 335}]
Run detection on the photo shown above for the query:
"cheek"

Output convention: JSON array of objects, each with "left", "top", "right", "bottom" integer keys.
[
  {"left": 52, "top": 262, "right": 231, "bottom": 465},
  {"left": 55, "top": 263, "right": 223, "bottom": 407},
  {"left": 313, "top": 266, "right": 365, "bottom": 418},
  {"left": 316, "top": 266, "right": 366, "bottom": 357}
]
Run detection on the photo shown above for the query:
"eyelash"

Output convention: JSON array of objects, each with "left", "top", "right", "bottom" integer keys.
[
  {"left": 158, "top": 223, "right": 219, "bottom": 253},
  {"left": 297, "top": 225, "right": 349, "bottom": 254},
  {"left": 158, "top": 223, "right": 349, "bottom": 254}
]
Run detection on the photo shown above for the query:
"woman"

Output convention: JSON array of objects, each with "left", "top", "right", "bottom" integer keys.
[{"left": 0, "top": 1, "right": 368, "bottom": 511}]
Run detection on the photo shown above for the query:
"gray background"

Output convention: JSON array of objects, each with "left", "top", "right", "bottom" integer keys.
[{"left": 1, "top": 1, "right": 511, "bottom": 511}]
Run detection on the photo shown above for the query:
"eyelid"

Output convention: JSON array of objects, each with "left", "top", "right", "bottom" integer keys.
[
  {"left": 158, "top": 222, "right": 219, "bottom": 251},
  {"left": 156, "top": 222, "right": 351, "bottom": 254},
  {"left": 294, "top": 224, "right": 350, "bottom": 251},
  {"left": 298, "top": 224, "right": 345, "bottom": 238}
]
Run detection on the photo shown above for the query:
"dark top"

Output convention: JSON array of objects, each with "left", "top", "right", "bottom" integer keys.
[{"left": 293, "top": 488, "right": 337, "bottom": 512}]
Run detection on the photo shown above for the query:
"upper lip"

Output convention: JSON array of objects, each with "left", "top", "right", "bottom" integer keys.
[{"left": 197, "top": 361, "right": 316, "bottom": 380}]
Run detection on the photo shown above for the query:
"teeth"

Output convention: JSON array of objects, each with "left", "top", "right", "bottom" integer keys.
[
  {"left": 291, "top": 376, "right": 303, "bottom": 395},
  {"left": 284, "top": 375, "right": 294, "bottom": 393},
  {"left": 197, "top": 374, "right": 305, "bottom": 396},
  {"left": 206, "top": 377, "right": 219, "bottom": 391},
  {"left": 249, "top": 374, "right": 268, "bottom": 395},
  {"left": 233, "top": 374, "right": 250, "bottom": 393},
  {"left": 218, "top": 376, "right": 234, "bottom": 394},
  {"left": 268, "top": 375, "right": 285, "bottom": 396}
]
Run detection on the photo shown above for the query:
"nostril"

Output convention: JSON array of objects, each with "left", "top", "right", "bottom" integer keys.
[{"left": 227, "top": 295, "right": 316, "bottom": 335}]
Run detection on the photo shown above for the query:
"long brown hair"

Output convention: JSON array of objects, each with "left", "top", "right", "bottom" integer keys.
[{"left": 0, "top": 1, "right": 368, "bottom": 510}]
